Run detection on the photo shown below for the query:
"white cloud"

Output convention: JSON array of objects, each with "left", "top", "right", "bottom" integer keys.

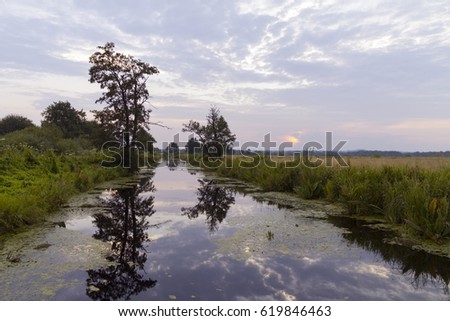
[
  {"left": 337, "top": 262, "right": 391, "bottom": 279},
  {"left": 0, "top": 0, "right": 59, "bottom": 20},
  {"left": 290, "top": 45, "right": 344, "bottom": 66}
]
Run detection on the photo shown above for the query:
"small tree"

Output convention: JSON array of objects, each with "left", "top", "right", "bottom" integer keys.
[
  {"left": 182, "top": 107, "right": 236, "bottom": 157},
  {"left": 0, "top": 114, "right": 34, "bottom": 135},
  {"left": 41, "top": 101, "right": 86, "bottom": 138},
  {"left": 185, "top": 137, "right": 202, "bottom": 154},
  {"left": 164, "top": 142, "right": 179, "bottom": 158},
  {"left": 168, "top": 142, "right": 179, "bottom": 150},
  {"left": 89, "top": 42, "right": 159, "bottom": 170}
]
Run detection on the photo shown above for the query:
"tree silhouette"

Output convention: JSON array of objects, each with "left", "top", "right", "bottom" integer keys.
[
  {"left": 86, "top": 175, "right": 157, "bottom": 300},
  {"left": 41, "top": 101, "right": 86, "bottom": 138},
  {"left": 182, "top": 107, "right": 236, "bottom": 157},
  {"left": 182, "top": 179, "right": 235, "bottom": 232},
  {"left": 186, "top": 137, "right": 202, "bottom": 154},
  {"left": 0, "top": 114, "right": 34, "bottom": 136},
  {"left": 89, "top": 42, "right": 159, "bottom": 170}
]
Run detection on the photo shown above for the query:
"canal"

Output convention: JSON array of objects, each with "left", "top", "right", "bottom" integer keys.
[{"left": 1, "top": 164, "right": 449, "bottom": 300}]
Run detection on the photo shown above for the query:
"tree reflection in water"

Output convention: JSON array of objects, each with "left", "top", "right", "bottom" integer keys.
[
  {"left": 182, "top": 179, "right": 235, "bottom": 232},
  {"left": 86, "top": 175, "right": 157, "bottom": 300},
  {"left": 329, "top": 216, "right": 450, "bottom": 294}
]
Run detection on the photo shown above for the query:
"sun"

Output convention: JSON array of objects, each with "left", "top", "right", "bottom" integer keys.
[{"left": 284, "top": 135, "right": 299, "bottom": 144}]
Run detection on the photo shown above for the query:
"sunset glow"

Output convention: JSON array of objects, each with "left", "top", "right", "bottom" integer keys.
[{"left": 284, "top": 136, "right": 300, "bottom": 144}]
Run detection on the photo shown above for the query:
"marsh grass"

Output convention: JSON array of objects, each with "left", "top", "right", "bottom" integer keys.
[
  {"left": 345, "top": 156, "right": 450, "bottom": 170},
  {"left": 213, "top": 156, "right": 450, "bottom": 243}
]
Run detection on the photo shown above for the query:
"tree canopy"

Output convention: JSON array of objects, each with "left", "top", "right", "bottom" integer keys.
[
  {"left": 89, "top": 43, "right": 159, "bottom": 144},
  {"left": 41, "top": 101, "right": 86, "bottom": 138},
  {"left": 182, "top": 107, "right": 236, "bottom": 157},
  {"left": 0, "top": 114, "right": 34, "bottom": 136},
  {"left": 185, "top": 137, "right": 201, "bottom": 154},
  {"left": 89, "top": 42, "right": 159, "bottom": 169}
]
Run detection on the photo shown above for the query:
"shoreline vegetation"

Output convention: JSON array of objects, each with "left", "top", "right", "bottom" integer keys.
[
  {"left": 0, "top": 119, "right": 138, "bottom": 234},
  {"left": 0, "top": 146, "right": 128, "bottom": 234},
  {"left": 179, "top": 153, "right": 450, "bottom": 256},
  {"left": 2, "top": 144, "right": 450, "bottom": 258}
]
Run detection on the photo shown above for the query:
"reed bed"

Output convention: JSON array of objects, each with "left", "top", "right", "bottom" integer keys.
[{"left": 204, "top": 155, "right": 450, "bottom": 243}]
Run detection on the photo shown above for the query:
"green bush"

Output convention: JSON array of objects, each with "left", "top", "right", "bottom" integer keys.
[{"left": 0, "top": 125, "right": 64, "bottom": 152}]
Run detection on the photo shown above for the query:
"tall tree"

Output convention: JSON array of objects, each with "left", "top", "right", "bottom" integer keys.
[
  {"left": 0, "top": 114, "right": 34, "bottom": 135},
  {"left": 182, "top": 107, "right": 236, "bottom": 157},
  {"left": 41, "top": 101, "right": 86, "bottom": 138},
  {"left": 89, "top": 42, "right": 159, "bottom": 169}
]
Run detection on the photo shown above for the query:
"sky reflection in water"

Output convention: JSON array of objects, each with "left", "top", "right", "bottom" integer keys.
[{"left": 63, "top": 165, "right": 450, "bottom": 300}]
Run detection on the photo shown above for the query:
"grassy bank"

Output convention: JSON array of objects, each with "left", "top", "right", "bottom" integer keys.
[
  {"left": 189, "top": 155, "right": 450, "bottom": 244},
  {"left": 0, "top": 147, "right": 128, "bottom": 233}
]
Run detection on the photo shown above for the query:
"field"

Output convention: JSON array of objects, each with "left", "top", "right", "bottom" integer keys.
[
  {"left": 270, "top": 155, "right": 450, "bottom": 169},
  {"left": 344, "top": 156, "right": 450, "bottom": 169}
]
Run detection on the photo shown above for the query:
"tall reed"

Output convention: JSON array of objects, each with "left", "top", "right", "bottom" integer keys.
[{"left": 214, "top": 156, "right": 450, "bottom": 243}]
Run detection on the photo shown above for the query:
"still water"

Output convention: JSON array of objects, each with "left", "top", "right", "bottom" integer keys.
[{"left": 1, "top": 164, "right": 450, "bottom": 300}]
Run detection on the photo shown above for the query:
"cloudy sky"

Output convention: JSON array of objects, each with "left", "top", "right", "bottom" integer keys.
[{"left": 1, "top": 0, "right": 450, "bottom": 151}]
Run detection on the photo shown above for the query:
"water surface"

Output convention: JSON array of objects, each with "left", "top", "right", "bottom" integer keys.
[{"left": 1, "top": 165, "right": 449, "bottom": 300}]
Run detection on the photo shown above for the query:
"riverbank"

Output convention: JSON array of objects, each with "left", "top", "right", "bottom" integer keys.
[
  {"left": 181, "top": 154, "right": 450, "bottom": 256},
  {"left": 0, "top": 147, "right": 128, "bottom": 233},
  {"left": 3, "top": 164, "right": 449, "bottom": 300}
]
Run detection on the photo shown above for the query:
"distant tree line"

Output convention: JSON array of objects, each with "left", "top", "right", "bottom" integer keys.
[
  {"left": 0, "top": 114, "right": 34, "bottom": 135},
  {"left": 0, "top": 99, "right": 155, "bottom": 155}
]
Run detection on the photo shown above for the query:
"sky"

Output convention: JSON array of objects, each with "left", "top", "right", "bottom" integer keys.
[{"left": 1, "top": 0, "right": 450, "bottom": 152}]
